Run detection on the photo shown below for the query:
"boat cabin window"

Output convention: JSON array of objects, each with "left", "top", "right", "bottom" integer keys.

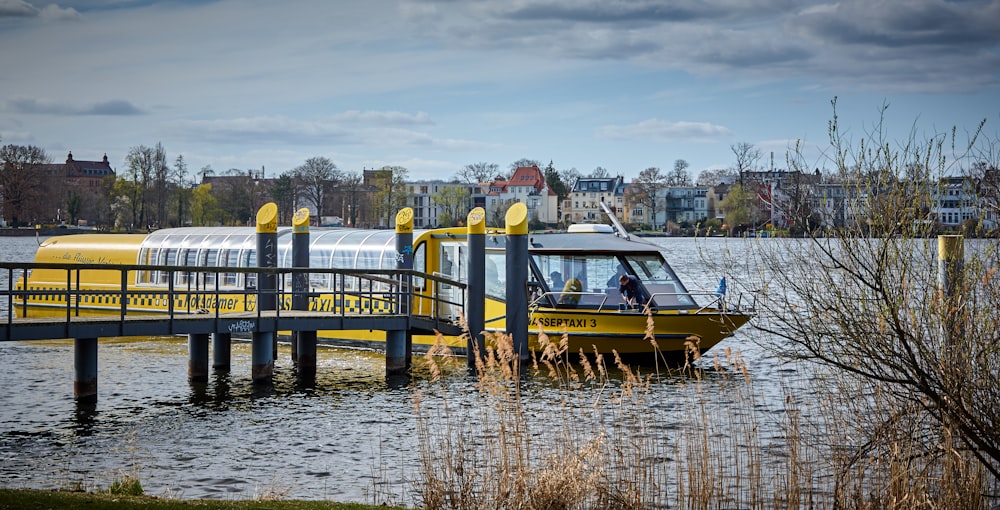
[
  {"left": 529, "top": 252, "right": 695, "bottom": 309},
  {"left": 134, "top": 226, "right": 405, "bottom": 293},
  {"left": 413, "top": 242, "right": 426, "bottom": 291},
  {"left": 622, "top": 254, "right": 695, "bottom": 308},
  {"left": 201, "top": 248, "right": 219, "bottom": 285},
  {"left": 245, "top": 252, "right": 257, "bottom": 289},
  {"left": 137, "top": 228, "right": 261, "bottom": 290},
  {"left": 485, "top": 251, "right": 505, "bottom": 299},
  {"left": 221, "top": 250, "right": 240, "bottom": 287},
  {"left": 530, "top": 254, "right": 619, "bottom": 307}
]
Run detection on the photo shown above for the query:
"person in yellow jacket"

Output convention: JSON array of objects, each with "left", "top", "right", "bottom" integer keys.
[{"left": 557, "top": 275, "right": 583, "bottom": 307}]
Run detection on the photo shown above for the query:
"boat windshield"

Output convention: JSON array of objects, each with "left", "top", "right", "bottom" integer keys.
[
  {"left": 530, "top": 252, "right": 695, "bottom": 309},
  {"left": 622, "top": 254, "right": 696, "bottom": 308}
]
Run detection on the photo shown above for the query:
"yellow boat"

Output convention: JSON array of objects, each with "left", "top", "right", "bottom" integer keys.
[{"left": 14, "top": 222, "right": 751, "bottom": 362}]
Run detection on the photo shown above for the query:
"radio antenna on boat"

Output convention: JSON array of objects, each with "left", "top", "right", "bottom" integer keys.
[{"left": 599, "top": 201, "right": 630, "bottom": 240}]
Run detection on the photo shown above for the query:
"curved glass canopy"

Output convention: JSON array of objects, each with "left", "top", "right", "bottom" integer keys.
[{"left": 136, "top": 227, "right": 417, "bottom": 290}]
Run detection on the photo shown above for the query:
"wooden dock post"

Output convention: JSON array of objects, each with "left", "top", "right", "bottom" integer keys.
[
  {"left": 252, "top": 203, "right": 277, "bottom": 384},
  {"left": 387, "top": 207, "right": 413, "bottom": 376},
  {"left": 938, "top": 234, "right": 964, "bottom": 346},
  {"left": 188, "top": 333, "right": 209, "bottom": 382},
  {"left": 466, "top": 207, "right": 486, "bottom": 369},
  {"left": 938, "top": 235, "right": 964, "bottom": 301},
  {"left": 73, "top": 337, "right": 98, "bottom": 403},
  {"left": 291, "top": 207, "right": 315, "bottom": 377},
  {"left": 212, "top": 332, "right": 231, "bottom": 372},
  {"left": 505, "top": 203, "right": 530, "bottom": 365}
]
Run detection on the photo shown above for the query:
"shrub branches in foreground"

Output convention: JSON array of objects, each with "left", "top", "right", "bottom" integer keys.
[{"left": 722, "top": 101, "right": 1000, "bottom": 507}]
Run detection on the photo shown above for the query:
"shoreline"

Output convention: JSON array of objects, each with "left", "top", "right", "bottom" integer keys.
[{"left": 0, "top": 228, "right": 94, "bottom": 237}]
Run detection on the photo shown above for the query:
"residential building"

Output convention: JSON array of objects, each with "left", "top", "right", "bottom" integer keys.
[
  {"left": 483, "top": 175, "right": 513, "bottom": 226},
  {"left": 62, "top": 152, "right": 116, "bottom": 187},
  {"left": 1, "top": 151, "right": 116, "bottom": 227},
  {"left": 482, "top": 166, "right": 559, "bottom": 226},
  {"left": 933, "top": 176, "right": 978, "bottom": 228},
  {"left": 406, "top": 180, "right": 483, "bottom": 228},
  {"left": 506, "top": 165, "right": 558, "bottom": 224},
  {"left": 659, "top": 186, "right": 711, "bottom": 225},
  {"left": 708, "top": 183, "right": 730, "bottom": 220},
  {"left": 811, "top": 182, "right": 864, "bottom": 228},
  {"left": 563, "top": 175, "right": 626, "bottom": 224}
]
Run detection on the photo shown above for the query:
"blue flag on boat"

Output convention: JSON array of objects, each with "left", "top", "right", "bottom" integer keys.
[{"left": 715, "top": 277, "right": 727, "bottom": 296}]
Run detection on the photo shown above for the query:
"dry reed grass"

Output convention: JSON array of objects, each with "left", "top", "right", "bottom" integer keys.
[
  {"left": 408, "top": 317, "right": 996, "bottom": 509},
  {"left": 812, "top": 370, "right": 990, "bottom": 510}
]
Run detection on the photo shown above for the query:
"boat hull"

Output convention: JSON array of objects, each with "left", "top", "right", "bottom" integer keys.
[{"left": 14, "top": 296, "right": 750, "bottom": 360}]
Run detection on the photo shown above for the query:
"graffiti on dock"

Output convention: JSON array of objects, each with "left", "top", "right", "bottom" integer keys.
[{"left": 228, "top": 320, "right": 256, "bottom": 333}]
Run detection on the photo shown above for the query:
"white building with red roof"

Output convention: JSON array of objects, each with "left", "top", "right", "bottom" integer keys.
[{"left": 483, "top": 165, "right": 558, "bottom": 226}]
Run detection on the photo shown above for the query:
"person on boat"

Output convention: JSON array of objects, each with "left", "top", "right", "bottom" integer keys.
[
  {"left": 549, "top": 271, "right": 564, "bottom": 290},
  {"left": 619, "top": 273, "right": 642, "bottom": 308},
  {"left": 557, "top": 275, "right": 583, "bottom": 307}
]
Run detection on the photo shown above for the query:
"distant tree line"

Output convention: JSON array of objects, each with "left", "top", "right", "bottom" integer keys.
[{"left": 4, "top": 117, "right": 996, "bottom": 233}]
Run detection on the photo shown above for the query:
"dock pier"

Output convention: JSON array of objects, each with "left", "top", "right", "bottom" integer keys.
[{"left": 0, "top": 203, "right": 548, "bottom": 402}]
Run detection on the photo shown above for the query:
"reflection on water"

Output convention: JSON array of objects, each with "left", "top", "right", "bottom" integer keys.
[
  {"left": 0, "top": 334, "right": 783, "bottom": 504},
  {"left": 0, "top": 337, "right": 432, "bottom": 501},
  {"left": 0, "top": 236, "right": 801, "bottom": 503}
]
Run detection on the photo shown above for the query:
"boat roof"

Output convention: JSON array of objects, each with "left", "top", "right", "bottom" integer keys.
[
  {"left": 497, "top": 230, "right": 661, "bottom": 253},
  {"left": 137, "top": 226, "right": 661, "bottom": 270}
]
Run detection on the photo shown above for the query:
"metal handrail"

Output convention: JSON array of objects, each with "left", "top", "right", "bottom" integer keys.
[
  {"left": 530, "top": 291, "right": 610, "bottom": 311},
  {"left": 1, "top": 262, "right": 467, "bottom": 326}
]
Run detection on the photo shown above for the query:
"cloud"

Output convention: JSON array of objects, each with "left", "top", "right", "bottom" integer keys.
[
  {"left": 0, "top": 0, "right": 37, "bottom": 17},
  {"left": 39, "top": 4, "right": 80, "bottom": 20},
  {"left": 597, "top": 119, "right": 732, "bottom": 143},
  {"left": 172, "top": 116, "right": 354, "bottom": 146},
  {"left": 171, "top": 114, "right": 489, "bottom": 151},
  {"left": 83, "top": 99, "right": 144, "bottom": 115},
  {"left": 796, "top": 0, "right": 1000, "bottom": 48},
  {"left": 332, "top": 110, "right": 434, "bottom": 126},
  {"left": 400, "top": 0, "right": 1000, "bottom": 93},
  {"left": 5, "top": 97, "right": 143, "bottom": 115},
  {"left": 0, "top": 129, "right": 36, "bottom": 144},
  {"left": 0, "top": 0, "right": 79, "bottom": 20}
]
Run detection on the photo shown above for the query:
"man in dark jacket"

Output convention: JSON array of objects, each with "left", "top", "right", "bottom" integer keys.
[{"left": 619, "top": 274, "right": 641, "bottom": 308}]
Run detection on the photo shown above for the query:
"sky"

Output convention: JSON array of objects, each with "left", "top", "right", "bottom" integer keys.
[{"left": 1, "top": 0, "right": 999, "bottom": 183}]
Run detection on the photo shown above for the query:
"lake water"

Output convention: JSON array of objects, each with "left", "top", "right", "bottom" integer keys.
[{"left": 0, "top": 234, "right": 798, "bottom": 504}]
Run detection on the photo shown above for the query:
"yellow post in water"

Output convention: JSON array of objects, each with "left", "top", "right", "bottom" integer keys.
[
  {"left": 938, "top": 234, "right": 964, "bottom": 299},
  {"left": 388, "top": 207, "right": 414, "bottom": 375},
  {"left": 292, "top": 207, "right": 313, "bottom": 370},
  {"left": 253, "top": 202, "right": 279, "bottom": 383},
  {"left": 467, "top": 207, "right": 487, "bottom": 365},
  {"left": 938, "top": 235, "right": 964, "bottom": 348},
  {"left": 292, "top": 207, "right": 310, "bottom": 233},
  {"left": 505, "top": 203, "right": 529, "bottom": 361},
  {"left": 256, "top": 202, "right": 278, "bottom": 233}
]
